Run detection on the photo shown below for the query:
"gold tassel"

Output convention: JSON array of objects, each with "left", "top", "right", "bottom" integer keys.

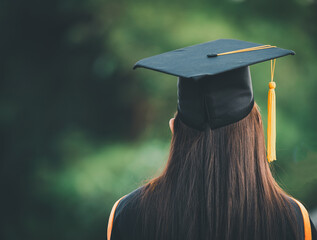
[{"left": 267, "top": 59, "right": 276, "bottom": 162}]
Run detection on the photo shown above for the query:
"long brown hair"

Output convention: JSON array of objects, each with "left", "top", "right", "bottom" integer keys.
[{"left": 138, "top": 103, "right": 300, "bottom": 240}]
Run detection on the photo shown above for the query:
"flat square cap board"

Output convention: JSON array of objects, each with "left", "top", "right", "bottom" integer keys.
[{"left": 133, "top": 39, "right": 295, "bottom": 79}]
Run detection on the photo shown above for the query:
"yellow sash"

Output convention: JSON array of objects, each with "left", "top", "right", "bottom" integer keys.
[
  {"left": 107, "top": 196, "right": 126, "bottom": 240},
  {"left": 292, "top": 198, "right": 312, "bottom": 240}
]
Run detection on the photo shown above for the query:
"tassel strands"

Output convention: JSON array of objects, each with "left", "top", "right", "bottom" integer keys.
[{"left": 267, "top": 59, "right": 277, "bottom": 162}]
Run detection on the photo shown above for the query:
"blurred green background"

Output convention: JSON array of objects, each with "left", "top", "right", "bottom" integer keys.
[{"left": 1, "top": 0, "right": 317, "bottom": 239}]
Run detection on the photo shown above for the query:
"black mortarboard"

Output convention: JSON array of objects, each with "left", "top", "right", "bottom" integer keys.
[{"left": 133, "top": 39, "right": 295, "bottom": 162}]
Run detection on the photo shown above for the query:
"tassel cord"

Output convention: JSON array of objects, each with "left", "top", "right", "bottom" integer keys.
[{"left": 267, "top": 59, "right": 277, "bottom": 162}]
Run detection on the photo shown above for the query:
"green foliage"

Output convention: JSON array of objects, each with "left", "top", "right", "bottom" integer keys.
[
  {"left": 33, "top": 139, "right": 169, "bottom": 239},
  {"left": 0, "top": 0, "right": 316, "bottom": 239},
  {"left": 276, "top": 152, "right": 317, "bottom": 208}
]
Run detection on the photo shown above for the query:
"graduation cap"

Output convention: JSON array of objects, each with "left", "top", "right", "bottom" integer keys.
[{"left": 133, "top": 39, "right": 295, "bottom": 162}]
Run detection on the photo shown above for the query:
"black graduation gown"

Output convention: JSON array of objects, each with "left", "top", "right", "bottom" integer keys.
[{"left": 107, "top": 187, "right": 317, "bottom": 240}]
